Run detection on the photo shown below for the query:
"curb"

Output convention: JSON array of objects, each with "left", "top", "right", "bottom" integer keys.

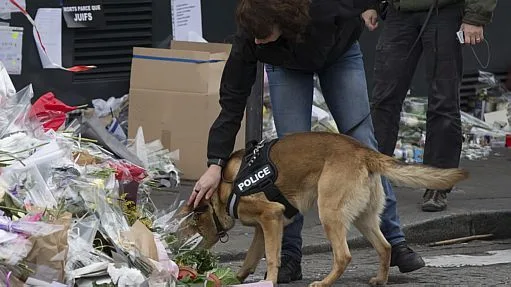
[{"left": 217, "top": 210, "right": 511, "bottom": 262}]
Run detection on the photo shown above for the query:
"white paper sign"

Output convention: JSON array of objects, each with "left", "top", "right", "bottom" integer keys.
[
  {"left": 484, "top": 110, "right": 508, "bottom": 127},
  {"left": 0, "top": 25, "right": 23, "bottom": 75},
  {"left": 170, "top": 0, "right": 203, "bottom": 41},
  {"left": 0, "top": 0, "right": 25, "bottom": 14},
  {"left": 33, "top": 8, "right": 62, "bottom": 69}
]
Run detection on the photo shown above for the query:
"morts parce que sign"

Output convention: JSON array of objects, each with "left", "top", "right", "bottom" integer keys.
[{"left": 63, "top": 0, "right": 105, "bottom": 28}]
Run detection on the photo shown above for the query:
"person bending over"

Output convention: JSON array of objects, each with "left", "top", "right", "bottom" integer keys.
[{"left": 189, "top": 0, "right": 425, "bottom": 283}]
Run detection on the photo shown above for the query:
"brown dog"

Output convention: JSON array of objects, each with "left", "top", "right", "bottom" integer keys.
[{"left": 187, "top": 131, "right": 469, "bottom": 286}]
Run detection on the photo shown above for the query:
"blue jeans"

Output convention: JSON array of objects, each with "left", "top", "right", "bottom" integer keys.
[{"left": 265, "top": 42, "right": 405, "bottom": 261}]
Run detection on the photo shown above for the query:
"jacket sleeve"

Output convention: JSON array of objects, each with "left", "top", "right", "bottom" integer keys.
[
  {"left": 320, "top": 0, "right": 371, "bottom": 18},
  {"left": 207, "top": 33, "right": 257, "bottom": 162},
  {"left": 463, "top": 0, "right": 497, "bottom": 26},
  {"left": 363, "top": 0, "right": 380, "bottom": 12}
]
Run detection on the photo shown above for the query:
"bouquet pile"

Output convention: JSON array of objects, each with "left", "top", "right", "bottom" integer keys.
[{"left": 0, "top": 62, "right": 241, "bottom": 287}]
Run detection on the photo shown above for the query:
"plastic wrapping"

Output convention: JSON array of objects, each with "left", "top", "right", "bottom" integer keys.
[
  {"left": 92, "top": 95, "right": 128, "bottom": 118},
  {"left": 394, "top": 94, "right": 509, "bottom": 162},
  {"left": 127, "top": 127, "right": 180, "bottom": 190},
  {"left": 0, "top": 234, "right": 33, "bottom": 265},
  {"left": 0, "top": 61, "right": 16, "bottom": 103},
  {"left": 1, "top": 139, "right": 73, "bottom": 210},
  {"left": 78, "top": 114, "right": 144, "bottom": 167},
  {"left": 0, "top": 85, "right": 44, "bottom": 140},
  {"left": 95, "top": 187, "right": 130, "bottom": 245},
  {"left": 2, "top": 165, "right": 58, "bottom": 209},
  {"left": 73, "top": 215, "right": 100, "bottom": 246},
  {"left": 0, "top": 132, "right": 48, "bottom": 168},
  {"left": 65, "top": 217, "right": 113, "bottom": 282},
  {"left": 0, "top": 215, "right": 64, "bottom": 237},
  {"left": 152, "top": 199, "right": 208, "bottom": 257},
  {"left": 0, "top": 87, "right": 215, "bottom": 286},
  {"left": 474, "top": 70, "right": 510, "bottom": 119},
  {"left": 0, "top": 228, "right": 17, "bottom": 244}
]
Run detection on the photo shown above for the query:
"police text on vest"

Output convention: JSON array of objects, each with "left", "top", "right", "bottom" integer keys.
[{"left": 237, "top": 166, "right": 272, "bottom": 192}]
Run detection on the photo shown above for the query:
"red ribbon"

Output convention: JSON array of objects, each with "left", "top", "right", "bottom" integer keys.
[{"left": 9, "top": 0, "right": 97, "bottom": 73}]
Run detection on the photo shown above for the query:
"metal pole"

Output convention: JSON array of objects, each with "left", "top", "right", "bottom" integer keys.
[{"left": 245, "top": 62, "right": 264, "bottom": 144}]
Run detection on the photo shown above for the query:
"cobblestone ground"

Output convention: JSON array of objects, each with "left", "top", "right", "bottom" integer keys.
[{"left": 223, "top": 239, "right": 511, "bottom": 286}]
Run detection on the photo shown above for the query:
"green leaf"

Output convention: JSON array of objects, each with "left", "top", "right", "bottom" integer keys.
[{"left": 211, "top": 267, "right": 240, "bottom": 285}]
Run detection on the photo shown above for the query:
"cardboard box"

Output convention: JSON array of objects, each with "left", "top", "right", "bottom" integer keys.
[{"left": 128, "top": 41, "right": 246, "bottom": 180}]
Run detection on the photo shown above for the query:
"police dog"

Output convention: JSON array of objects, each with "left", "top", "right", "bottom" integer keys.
[{"left": 187, "top": 131, "right": 468, "bottom": 287}]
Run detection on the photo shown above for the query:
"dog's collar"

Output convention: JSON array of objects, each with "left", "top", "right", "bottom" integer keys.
[
  {"left": 194, "top": 204, "right": 229, "bottom": 243},
  {"left": 212, "top": 206, "right": 229, "bottom": 243}
]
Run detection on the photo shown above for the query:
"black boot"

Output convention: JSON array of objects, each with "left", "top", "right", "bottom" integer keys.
[
  {"left": 422, "top": 189, "right": 449, "bottom": 212},
  {"left": 390, "top": 242, "right": 425, "bottom": 273},
  {"left": 265, "top": 255, "right": 303, "bottom": 283}
]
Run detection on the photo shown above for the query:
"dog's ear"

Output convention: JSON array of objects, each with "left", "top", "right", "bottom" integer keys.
[
  {"left": 192, "top": 198, "right": 210, "bottom": 213},
  {"left": 176, "top": 204, "right": 193, "bottom": 217}
]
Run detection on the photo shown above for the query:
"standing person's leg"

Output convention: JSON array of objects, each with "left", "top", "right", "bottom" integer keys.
[
  {"left": 420, "top": 6, "right": 464, "bottom": 212},
  {"left": 265, "top": 64, "right": 314, "bottom": 283},
  {"left": 318, "top": 41, "right": 425, "bottom": 273},
  {"left": 370, "top": 7, "right": 424, "bottom": 157}
]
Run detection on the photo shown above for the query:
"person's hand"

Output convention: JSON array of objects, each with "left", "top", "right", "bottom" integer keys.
[
  {"left": 361, "top": 9, "right": 379, "bottom": 31},
  {"left": 188, "top": 165, "right": 222, "bottom": 208},
  {"left": 461, "top": 23, "right": 484, "bottom": 45}
]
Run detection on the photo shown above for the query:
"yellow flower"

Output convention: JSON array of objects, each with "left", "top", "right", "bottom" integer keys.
[{"left": 92, "top": 178, "right": 105, "bottom": 189}]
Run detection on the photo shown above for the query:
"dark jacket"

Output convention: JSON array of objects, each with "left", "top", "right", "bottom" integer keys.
[
  {"left": 207, "top": 0, "right": 368, "bottom": 163},
  {"left": 367, "top": 0, "right": 497, "bottom": 26}
]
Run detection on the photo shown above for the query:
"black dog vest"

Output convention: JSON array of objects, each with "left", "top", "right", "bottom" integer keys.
[{"left": 227, "top": 139, "right": 299, "bottom": 219}]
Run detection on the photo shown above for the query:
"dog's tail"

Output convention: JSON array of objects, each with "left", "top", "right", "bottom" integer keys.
[{"left": 365, "top": 150, "right": 469, "bottom": 190}]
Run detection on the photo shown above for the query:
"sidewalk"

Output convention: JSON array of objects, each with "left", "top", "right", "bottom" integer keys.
[{"left": 150, "top": 148, "right": 511, "bottom": 262}]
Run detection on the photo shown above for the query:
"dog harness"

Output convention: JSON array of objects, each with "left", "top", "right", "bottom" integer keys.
[{"left": 226, "top": 139, "right": 299, "bottom": 219}]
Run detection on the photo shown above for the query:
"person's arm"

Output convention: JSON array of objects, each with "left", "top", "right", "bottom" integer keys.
[
  {"left": 207, "top": 32, "right": 258, "bottom": 166},
  {"left": 189, "top": 32, "right": 257, "bottom": 208},
  {"left": 461, "top": 0, "right": 497, "bottom": 45},
  {"left": 463, "top": 0, "right": 497, "bottom": 26}
]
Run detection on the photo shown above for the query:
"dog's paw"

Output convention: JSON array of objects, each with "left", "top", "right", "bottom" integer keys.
[
  {"left": 309, "top": 281, "right": 327, "bottom": 287},
  {"left": 369, "top": 277, "right": 387, "bottom": 286}
]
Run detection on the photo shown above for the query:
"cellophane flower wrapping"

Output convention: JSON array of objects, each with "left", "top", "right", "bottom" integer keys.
[{"left": 0, "top": 77, "right": 238, "bottom": 286}]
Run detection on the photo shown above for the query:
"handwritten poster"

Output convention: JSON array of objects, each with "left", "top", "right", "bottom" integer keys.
[
  {"left": 170, "top": 0, "right": 203, "bottom": 41},
  {"left": 0, "top": 0, "right": 25, "bottom": 19},
  {"left": 0, "top": 26, "right": 23, "bottom": 75}
]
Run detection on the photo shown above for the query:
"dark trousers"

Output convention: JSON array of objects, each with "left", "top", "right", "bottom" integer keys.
[{"left": 371, "top": 5, "right": 464, "bottom": 169}]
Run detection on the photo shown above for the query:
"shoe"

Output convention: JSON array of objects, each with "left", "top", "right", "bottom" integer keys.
[
  {"left": 422, "top": 189, "right": 449, "bottom": 212},
  {"left": 390, "top": 242, "right": 425, "bottom": 273},
  {"left": 264, "top": 254, "right": 303, "bottom": 283}
]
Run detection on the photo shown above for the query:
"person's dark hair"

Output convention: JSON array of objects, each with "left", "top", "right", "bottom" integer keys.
[{"left": 235, "top": 0, "right": 311, "bottom": 42}]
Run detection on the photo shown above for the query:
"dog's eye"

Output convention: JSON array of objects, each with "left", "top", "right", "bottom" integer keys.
[{"left": 193, "top": 205, "right": 209, "bottom": 213}]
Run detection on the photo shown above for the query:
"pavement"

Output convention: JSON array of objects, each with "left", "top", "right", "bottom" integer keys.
[
  {"left": 227, "top": 239, "right": 511, "bottom": 286},
  {"left": 150, "top": 147, "right": 511, "bottom": 262}
]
